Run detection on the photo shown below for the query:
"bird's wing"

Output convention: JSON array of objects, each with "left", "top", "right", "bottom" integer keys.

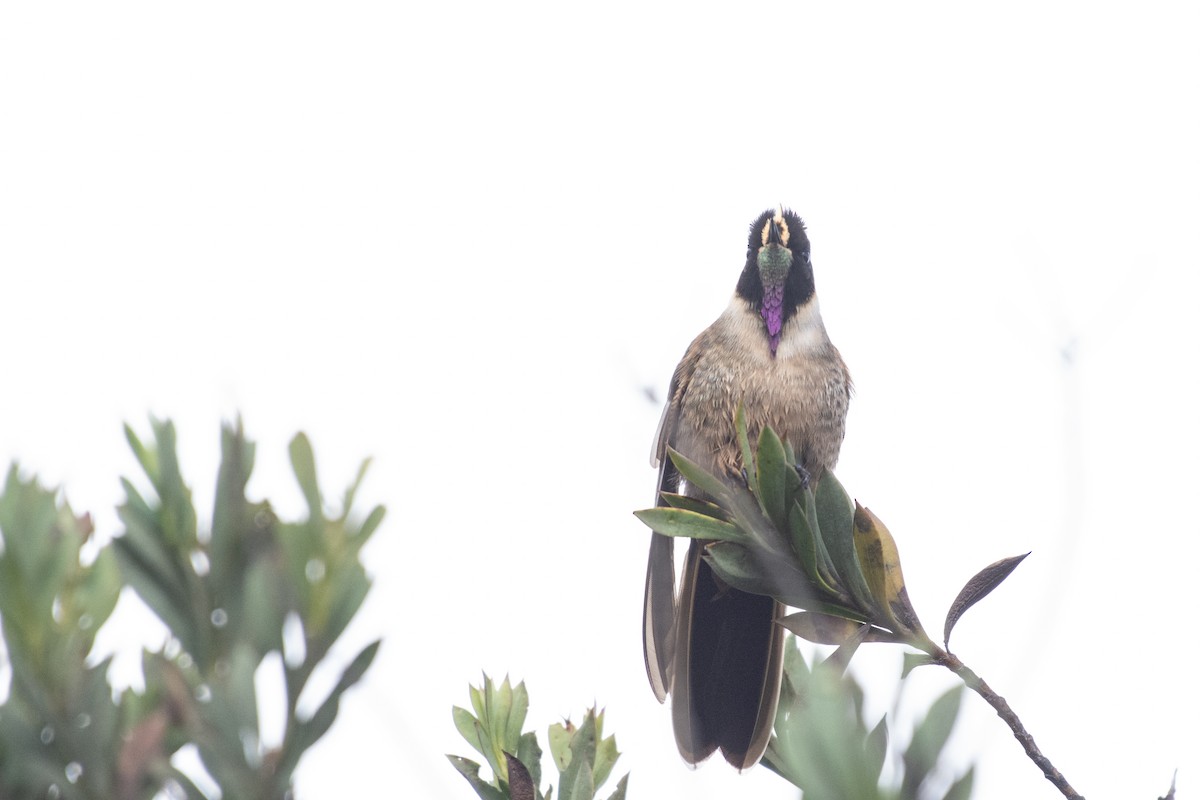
[{"left": 642, "top": 355, "right": 693, "bottom": 701}]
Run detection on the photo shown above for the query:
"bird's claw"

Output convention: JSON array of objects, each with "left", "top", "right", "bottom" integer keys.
[{"left": 795, "top": 463, "right": 812, "bottom": 490}]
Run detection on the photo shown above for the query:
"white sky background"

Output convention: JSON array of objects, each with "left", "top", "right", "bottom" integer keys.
[{"left": 2, "top": 2, "right": 1198, "bottom": 798}]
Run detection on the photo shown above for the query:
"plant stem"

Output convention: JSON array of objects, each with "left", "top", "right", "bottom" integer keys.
[{"left": 933, "top": 649, "right": 1084, "bottom": 800}]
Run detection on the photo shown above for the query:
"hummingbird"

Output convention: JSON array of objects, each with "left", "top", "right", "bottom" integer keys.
[{"left": 643, "top": 207, "right": 852, "bottom": 769}]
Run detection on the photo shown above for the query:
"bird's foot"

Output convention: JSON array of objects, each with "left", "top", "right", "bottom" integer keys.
[{"left": 795, "top": 463, "right": 812, "bottom": 490}]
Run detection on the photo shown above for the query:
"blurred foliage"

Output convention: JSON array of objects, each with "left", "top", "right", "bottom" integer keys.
[
  {"left": 0, "top": 467, "right": 127, "bottom": 799},
  {"left": 449, "top": 675, "right": 627, "bottom": 800},
  {"left": 0, "top": 419, "right": 380, "bottom": 799},
  {"left": 767, "top": 636, "right": 972, "bottom": 800}
]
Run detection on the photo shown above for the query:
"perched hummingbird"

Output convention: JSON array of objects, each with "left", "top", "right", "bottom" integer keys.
[{"left": 643, "top": 207, "right": 852, "bottom": 769}]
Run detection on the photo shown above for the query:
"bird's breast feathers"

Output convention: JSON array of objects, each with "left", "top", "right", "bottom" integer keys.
[
  {"left": 671, "top": 295, "right": 850, "bottom": 479},
  {"left": 715, "top": 295, "right": 831, "bottom": 363}
]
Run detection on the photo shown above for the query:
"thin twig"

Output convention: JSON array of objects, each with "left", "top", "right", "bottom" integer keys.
[{"left": 932, "top": 648, "right": 1084, "bottom": 800}]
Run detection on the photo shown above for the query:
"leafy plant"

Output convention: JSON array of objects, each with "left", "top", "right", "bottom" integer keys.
[
  {"left": 0, "top": 418, "right": 380, "bottom": 799},
  {"left": 449, "top": 675, "right": 628, "bottom": 800},
  {"left": 636, "top": 406, "right": 939, "bottom": 650},
  {"left": 634, "top": 408, "right": 1090, "bottom": 799},
  {"left": 115, "top": 418, "right": 381, "bottom": 797},
  {"left": 766, "top": 635, "right": 972, "bottom": 800},
  {"left": 0, "top": 468, "right": 129, "bottom": 799}
]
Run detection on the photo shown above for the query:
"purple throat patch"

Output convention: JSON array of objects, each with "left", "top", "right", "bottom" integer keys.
[{"left": 762, "top": 285, "right": 784, "bottom": 355}]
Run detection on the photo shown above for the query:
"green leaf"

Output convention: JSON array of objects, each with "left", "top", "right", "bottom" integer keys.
[
  {"left": 227, "top": 643, "right": 261, "bottom": 735},
  {"left": 902, "top": 685, "right": 965, "bottom": 798},
  {"left": 902, "top": 652, "right": 937, "bottom": 678},
  {"left": 492, "top": 676, "right": 515, "bottom": 754},
  {"left": 116, "top": 476, "right": 156, "bottom": 532},
  {"left": 942, "top": 766, "right": 975, "bottom": 800},
  {"left": 82, "top": 658, "right": 123, "bottom": 771},
  {"left": 788, "top": 499, "right": 830, "bottom": 593},
  {"left": 735, "top": 403, "right": 755, "bottom": 488},
  {"left": 289, "top": 433, "right": 321, "bottom": 519},
  {"left": 814, "top": 474, "right": 873, "bottom": 613},
  {"left": 112, "top": 533, "right": 192, "bottom": 647},
  {"left": 665, "top": 448, "right": 732, "bottom": 505},
  {"left": 703, "top": 542, "right": 812, "bottom": 606},
  {"left": 335, "top": 639, "right": 381, "bottom": 693},
  {"left": 943, "top": 553, "right": 1030, "bottom": 647},
  {"left": 754, "top": 426, "right": 790, "bottom": 530},
  {"left": 241, "top": 558, "right": 285, "bottom": 655},
  {"left": 563, "top": 761, "right": 596, "bottom": 799},
  {"left": 355, "top": 504, "right": 386, "bottom": 548},
  {"left": 558, "top": 713, "right": 596, "bottom": 800},
  {"left": 150, "top": 417, "right": 179, "bottom": 484},
  {"left": 724, "top": 484, "right": 792, "bottom": 557},
  {"left": 124, "top": 423, "right": 157, "bottom": 483},
  {"left": 470, "top": 682, "right": 487, "bottom": 725},
  {"left": 341, "top": 457, "right": 373, "bottom": 519},
  {"left": 77, "top": 544, "right": 122, "bottom": 630},
  {"left": 592, "top": 726, "right": 619, "bottom": 789},
  {"left": 473, "top": 719, "right": 500, "bottom": 781},
  {"left": 606, "top": 774, "right": 629, "bottom": 800},
  {"left": 658, "top": 492, "right": 731, "bottom": 521},
  {"left": 454, "top": 707, "right": 488, "bottom": 760},
  {"left": 0, "top": 475, "right": 62, "bottom": 604},
  {"left": 114, "top": 489, "right": 179, "bottom": 579},
  {"left": 285, "top": 702, "right": 336, "bottom": 776},
  {"left": 765, "top": 637, "right": 884, "bottom": 800},
  {"left": 633, "top": 508, "right": 742, "bottom": 542},
  {"left": 447, "top": 755, "right": 508, "bottom": 800},
  {"left": 319, "top": 564, "right": 371, "bottom": 647},
  {"left": 865, "top": 717, "right": 888, "bottom": 785},
  {"left": 548, "top": 721, "right": 572, "bottom": 771},
  {"left": 482, "top": 674, "right": 495, "bottom": 741},
  {"left": 148, "top": 418, "right": 198, "bottom": 550},
  {"left": 211, "top": 419, "right": 256, "bottom": 597},
  {"left": 804, "top": 489, "right": 841, "bottom": 595},
  {"left": 814, "top": 472, "right": 854, "bottom": 549},
  {"left": 821, "top": 622, "right": 871, "bottom": 675},
  {"left": 286, "top": 639, "right": 380, "bottom": 770},
  {"left": 506, "top": 681, "right": 530, "bottom": 752},
  {"left": 779, "top": 611, "right": 880, "bottom": 646}
]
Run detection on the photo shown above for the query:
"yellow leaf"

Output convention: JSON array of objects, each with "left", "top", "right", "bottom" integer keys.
[{"left": 851, "top": 504, "right": 930, "bottom": 644}]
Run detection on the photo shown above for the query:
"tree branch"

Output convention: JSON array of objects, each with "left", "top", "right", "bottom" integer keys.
[{"left": 933, "top": 649, "right": 1084, "bottom": 800}]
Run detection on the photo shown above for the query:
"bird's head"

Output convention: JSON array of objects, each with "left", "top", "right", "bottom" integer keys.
[{"left": 737, "top": 207, "right": 815, "bottom": 355}]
